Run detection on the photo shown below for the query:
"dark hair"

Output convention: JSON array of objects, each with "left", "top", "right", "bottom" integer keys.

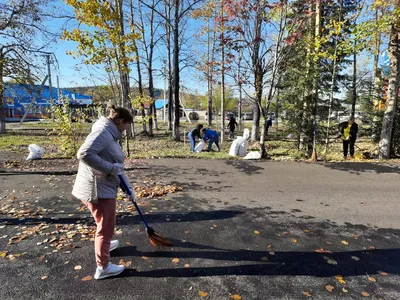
[
  {"left": 196, "top": 124, "right": 203, "bottom": 130},
  {"left": 107, "top": 104, "right": 133, "bottom": 123},
  {"left": 201, "top": 128, "right": 206, "bottom": 133}
]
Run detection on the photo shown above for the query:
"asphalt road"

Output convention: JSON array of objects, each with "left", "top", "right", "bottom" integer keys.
[{"left": 0, "top": 158, "right": 399, "bottom": 300}]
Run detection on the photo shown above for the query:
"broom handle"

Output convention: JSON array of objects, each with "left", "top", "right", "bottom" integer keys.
[{"left": 118, "top": 174, "right": 150, "bottom": 229}]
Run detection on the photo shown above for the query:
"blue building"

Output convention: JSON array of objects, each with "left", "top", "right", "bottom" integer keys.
[{"left": 3, "top": 83, "right": 93, "bottom": 121}]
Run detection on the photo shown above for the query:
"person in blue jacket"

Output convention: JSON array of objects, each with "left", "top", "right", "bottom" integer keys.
[{"left": 202, "top": 128, "right": 220, "bottom": 152}]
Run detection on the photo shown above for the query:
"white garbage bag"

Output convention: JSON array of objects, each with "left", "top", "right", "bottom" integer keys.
[
  {"left": 26, "top": 144, "right": 44, "bottom": 160},
  {"left": 194, "top": 140, "right": 205, "bottom": 153},
  {"left": 238, "top": 139, "right": 249, "bottom": 157},
  {"left": 243, "top": 151, "right": 261, "bottom": 160},
  {"left": 243, "top": 128, "right": 250, "bottom": 140},
  {"left": 229, "top": 136, "right": 244, "bottom": 156}
]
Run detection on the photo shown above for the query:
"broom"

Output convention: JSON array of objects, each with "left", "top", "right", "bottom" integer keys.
[{"left": 118, "top": 174, "right": 173, "bottom": 247}]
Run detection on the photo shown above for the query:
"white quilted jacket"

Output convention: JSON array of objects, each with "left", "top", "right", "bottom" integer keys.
[{"left": 72, "top": 117, "right": 129, "bottom": 202}]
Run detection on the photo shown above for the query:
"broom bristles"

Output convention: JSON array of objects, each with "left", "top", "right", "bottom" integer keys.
[{"left": 146, "top": 228, "right": 173, "bottom": 247}]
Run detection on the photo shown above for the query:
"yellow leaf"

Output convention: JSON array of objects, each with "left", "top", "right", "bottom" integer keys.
[
  {"left": 184, "top": 264, "right": 190, "bottom": 268},
  {"left": 326, "top": 285, "right": 334, "bottom": 292},
  {"left": 342, "top": 288, "right": 348, "bottom": 293},
  {"left": 302, "top": 291, "right": 311, "bottom": 297},
  {"left": 172, "top": 258, "right": 179, "bottom": 263},
  {"left": 361, "top": 291, "right": 370, "bottom": 297},
  {"left": 315, "top": 248, "right": 332, "bottom": 254},
  {"left": 141, "top": 256, "right": 149, "bottom": 260},
  {"left": 368, "top": 277, "right": 377, "bottom": 282},
  {"left": 0, "top": 251, "right": 8, "bottom": 258},
  {"left": 341, "top": 240, "right": 349, "bottom": 245},
  {"left": 230, "top": 295, "right": 242, "bottom": 300},
  {"left": 334, "top": 275, "right": 346, "bottom": 284},
  {"left": 41, "top": 276, "right": 48, "bottom": 280},
  {"left": 254, "top": 230, "right": 260, "bottom": 235},
  {"left": 303, "top": 229, "right": 311, "bottom": 233},
  {"left": 199, "top": 291, "right": 209, "bottom": 297},
  {"left": 81, "top": 276, "right": 93, "bottom": 281},
  {"left": 74, "top": 265, "right": 82, "bottom": 270},
  {"left": 292, "top": 238, "right": 297, "bottom": 243}
]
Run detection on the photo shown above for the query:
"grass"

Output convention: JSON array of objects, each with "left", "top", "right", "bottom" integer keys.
[{"left": 0, "top": 120, "right": 381, "bottom": 162}]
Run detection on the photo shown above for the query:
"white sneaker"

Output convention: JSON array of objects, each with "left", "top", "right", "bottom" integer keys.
[
  {"left": 110, "top": 240, "right": 119, "bottom": 252},
  {"left": 94, "top": 263, "right": 125, "bottom": 280}
]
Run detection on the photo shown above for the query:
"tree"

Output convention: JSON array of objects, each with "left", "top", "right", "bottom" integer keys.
[
  {"left": 63, "top": 0, "right": 139, "bottom": 109},
  {"left": 0, "top": 0, "right": 58, "bottom": 133},
  {"left": 379, "top": 0, "right": 400, "bottom": 159}
]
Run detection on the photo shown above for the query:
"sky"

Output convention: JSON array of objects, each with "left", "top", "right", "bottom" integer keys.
[{"left": 42, "top": 1, "right": 207, "bottom": 96}]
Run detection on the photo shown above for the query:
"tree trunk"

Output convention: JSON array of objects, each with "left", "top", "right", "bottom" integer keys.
[
  {"left": 251, "top": 0, "right": 263, "bottom": 142},
  {"left": 172, "top": 0, "right": 180, "bottom": 140},
  {"left": 379, "top": 4, "right": 400, "bottom": 159},
  {"left": 351, "top": 45, "right": 357, "bottom": 117},
  {"left": 220, "top": 0, "right": 225, "bottom": 143},
  {"left": 0, "top": 53, "right": 5, "bottom": 134}
]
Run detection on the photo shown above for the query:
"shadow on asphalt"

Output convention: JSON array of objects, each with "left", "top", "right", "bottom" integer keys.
[
  {"left": 224, "top": 160, "right": 265, "bottom": 175},
  {"left": 322, "top": 162, "right": 400, "bottom": 175},
  {"left": 116, "top": 243, "right": 400, "bottom": 278},
  {"left": 0, "top": 210, "right": 244, "bottom": 226}
]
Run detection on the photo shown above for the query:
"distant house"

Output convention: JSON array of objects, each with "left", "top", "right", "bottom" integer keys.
[{"left": 3, "top": 83, "right": 93, "bottom": 121}]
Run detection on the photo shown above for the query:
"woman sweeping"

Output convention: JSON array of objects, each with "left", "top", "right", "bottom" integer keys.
[{"left": 72, "top": 105, "right": 134, "bottom": 280}]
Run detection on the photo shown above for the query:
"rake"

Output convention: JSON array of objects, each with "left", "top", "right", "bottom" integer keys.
[{"left": 118, "top": 174, "right": 172, "bottom": 247}]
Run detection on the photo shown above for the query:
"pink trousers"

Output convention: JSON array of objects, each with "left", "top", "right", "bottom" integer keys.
[{"left": 83, "top": 198, "right": 116, "bottom": 267}]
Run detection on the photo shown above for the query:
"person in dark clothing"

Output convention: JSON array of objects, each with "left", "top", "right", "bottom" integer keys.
[
  {"left": 227, "top": 116, "right": 239, "bottom": 139},
  {"left": 339, "top": 116, "right": 358, "bottom": 159},
  {"left": 188, "top": 124, "right": 203, "bottom": 151},
  {"left": 202, "top": 128, "right": 220, "bottom": 152}
]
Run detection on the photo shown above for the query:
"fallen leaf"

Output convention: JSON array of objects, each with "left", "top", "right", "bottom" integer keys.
[
  {"left": 269, "top": 251, "right": 275, "bottom": 255},
  {"left": 74, "top": 265, "right": 82, "bottom": 270},
  {"left": 369, "top": 246, "right": 376, "bottom": 250},
  {"left": 81, "top": 276, "right": 92, "bottom": 281},
  {"left": 342, "top": 288, "right": 348, "bottom": 293},
  {"left": 326, "top": 285, "right": 334, "bottom": 292},
  {"left": 41, "top": 276, "right": 48, "bottom": 280},
  {"left": 292, "top": 238, "right": 297, "bottom": 243},
  {"left": 172, "top": 258, "right": 179, "bottom": 263},
  {"left": 327, "top": 259, "right": 338, "bottom": 265},
  {"left": 315, "top": 248, "right": 332, "bottom": 254},
  {"left": 302, "top": 291, "right": 311, "bottom": 297},
  {"left": 261, "top": 257, "right": 269, "bottom": 261},
  {"left": 199, "top": 291, "right": 209, "bottom": 297},
  {"left": 303, "top": 229, "right": 311, "bottom": 233},
  {"left": 378, "top": 271, "right": 389, "bottom": 276},
  {"left": 125, "top": 242, "right": 131, "bottom": 245},
  {"left": 230, "top": 295, "right": 242, "bottom": 300},
  {"left": 368, "top": 277, "right": 377, "bottom": 282},
  {"left": 334, "top": 275, "right": 346, "bottom": 284},
  {"left": 326, "top": 242, "right": 333, "bottom": 245},
  {"left": 184, "top": 264, "right": 190, "bottom": 268},
  {"left": 267, "top": 244, "right": 272, "bottom": 248},
  {"left": 254, "top": 230, "right": 260, "bottom": 235},
  {"left": 341, "top": 240, "right": 349, "bottom": 245},
  {"left": 141, "top": 256, "right": 149, "bottom": 260},
  {"left": 361, "top": 291, "right": 370, "bottom": 297},
  {"left": 119, "top": 259, "right": 132, "bottom": 267},
  {"left": 0, "top": 251, "right": 8, "bottom": 258},
  {"left": 351, "top": 256, "right": 360, "bottom": 261}
]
